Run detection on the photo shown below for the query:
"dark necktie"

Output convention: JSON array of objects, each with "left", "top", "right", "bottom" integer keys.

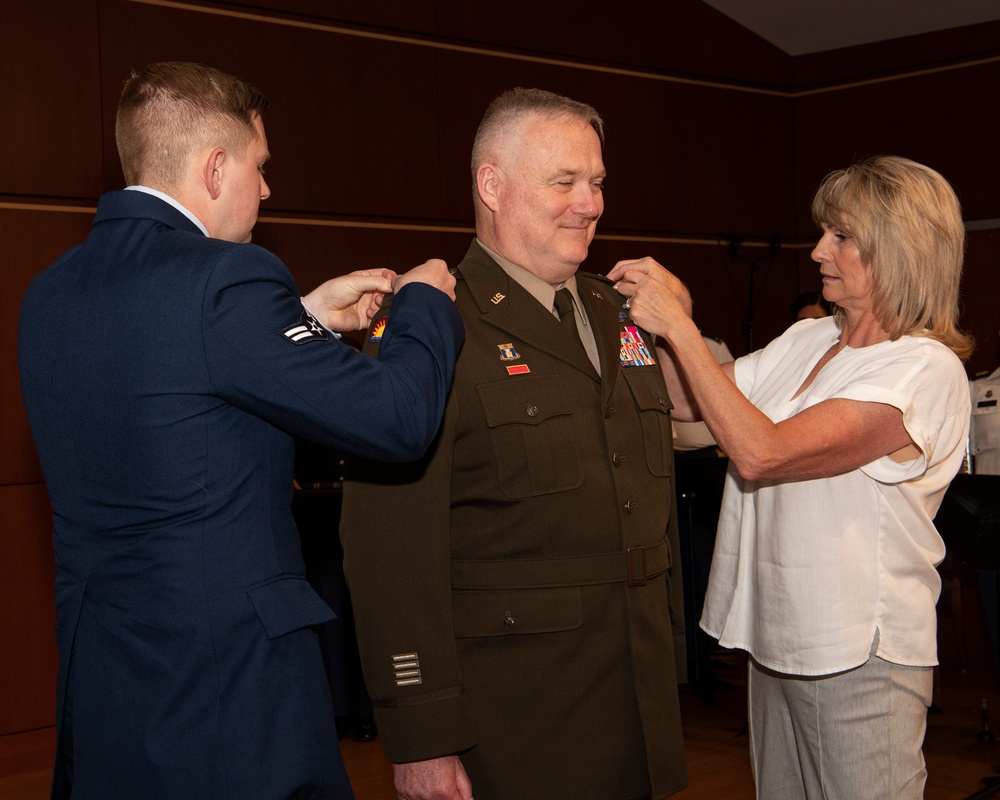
[{"left": 553, "top": 288, "right": 579, "bottom": 341}]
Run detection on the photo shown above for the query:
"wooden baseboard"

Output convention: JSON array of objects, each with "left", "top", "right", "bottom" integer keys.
[{"left": 0, "top": 727, "right": 55, "bottom": 778}]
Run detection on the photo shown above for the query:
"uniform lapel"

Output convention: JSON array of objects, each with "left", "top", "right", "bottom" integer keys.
[
  {"left": 579, "top": 278, "right": 626, "bottom": 400},
  {"left": 459, "top": 243, "right": 599, "bottom": 380}
]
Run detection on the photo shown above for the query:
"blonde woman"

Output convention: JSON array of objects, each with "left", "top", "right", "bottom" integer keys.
[{"left": 609, "top": 156, "right": 973, "bottom": 799}]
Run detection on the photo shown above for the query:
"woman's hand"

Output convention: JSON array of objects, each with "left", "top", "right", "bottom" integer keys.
[{"left": 606, "top": 257, "right": 693, "bottom": 342}]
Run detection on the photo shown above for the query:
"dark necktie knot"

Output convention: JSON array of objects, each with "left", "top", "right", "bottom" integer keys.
[{"left": 553, "top": 288, "right": 577, "bottom": 337}]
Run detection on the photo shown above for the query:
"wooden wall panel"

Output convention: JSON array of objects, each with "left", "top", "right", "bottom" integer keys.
[
  {"left": 430, "top": 52, "right": 795, "bottom": 237},
  {"left": 792, "top": 20, "right": 1000, "bottom": 88},
  {"left": 96, "top": 0, "right": 445, "bottom": 219},
  {"left": 226, "top": 0, "right": 436, "bottom": 33},
  {"left": 678, "top": 87, "right": 795, "bottom": 237},
  {"left": 93, "top": 0, "right": 796, "bottom": 229},
  {"left": 596, "top": 81, "right": 694, "bottom": 234},
  {"left": 433, "top": 0, "right": 791, "bottom": 88},
  {"left": 792, "top": 62, "right": 1000, "bottom": 234},
  {"left": 183, "top": 0, "right": 791, "bottom": 88},
  {"left": 1, "top": 208, "right": 96, "bottom": 487},
  {"left": 1, "top": 1, "right": 103, "bottom": 200},
  {"left": 4, "top": 0, "right": 999, "bottom": 759},
  {"left": 251, "top": 220, "right": 472, "bottom": 296},
  {"left": 431, "top": 51, "right": 698, "bottom": 232},
  {"left": 792, "top": 55, "right": 1000, "bottom": 378},
  {"left": 0, "top": 483, "right": 57, "bottom": 735}
]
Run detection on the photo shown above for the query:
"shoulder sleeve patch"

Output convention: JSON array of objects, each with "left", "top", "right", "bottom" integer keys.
[{"left": 281, "top": 308, "right": 330, "bottom": 345}]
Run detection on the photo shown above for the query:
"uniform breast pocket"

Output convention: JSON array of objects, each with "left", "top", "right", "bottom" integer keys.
[
  {"left": 623, "top": 369, "right": 674, "bottom": 477},
  {"left": 477, "top": 375, "right": 584, "bottom": 498}
]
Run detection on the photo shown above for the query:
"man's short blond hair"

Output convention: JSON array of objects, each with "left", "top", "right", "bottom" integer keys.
[
  {"left": 115, "top": 61, "right": 269, "bottom": 191},
  {"left": 470, "top": 87, "right": 604, "bottom": 180}
]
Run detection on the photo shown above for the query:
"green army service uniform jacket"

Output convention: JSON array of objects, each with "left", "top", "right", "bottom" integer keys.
[{"left": 342, "top": 241, "right": 688, "bottom": 800}]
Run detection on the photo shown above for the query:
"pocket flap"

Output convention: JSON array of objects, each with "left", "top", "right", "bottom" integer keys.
[
  {"left": 452, "top": 587, "right": 582, "bottom": 638},
  {"left": 247, "top": 575, "right": 335, "bottom": 639},
  {"left": 478, "top": 375, "right": 573, "bottom": 427},
  {"left": 624, "top": 369, "right": 674, "bottom": 414}
]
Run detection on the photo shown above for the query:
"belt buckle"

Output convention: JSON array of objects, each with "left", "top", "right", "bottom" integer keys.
[{"left": 627, "top": 545, "right": 647, "bottom": 587}]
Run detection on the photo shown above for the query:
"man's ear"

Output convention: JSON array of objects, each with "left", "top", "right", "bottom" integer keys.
[
  {"left": 476, "top": 163, "right": 501, "bottom": 212},
  {"left": 203, "top": 147, "right": 226, "bottom": 200}
]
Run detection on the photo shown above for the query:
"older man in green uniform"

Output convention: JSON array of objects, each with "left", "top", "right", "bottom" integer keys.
[{"left": 341, "top": 88, "right": 688, "bottom": 800}]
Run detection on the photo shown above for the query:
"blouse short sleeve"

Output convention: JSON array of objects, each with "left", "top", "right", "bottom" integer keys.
[{"left": 825, "top": 339, "right": 969, "bottom": 484}]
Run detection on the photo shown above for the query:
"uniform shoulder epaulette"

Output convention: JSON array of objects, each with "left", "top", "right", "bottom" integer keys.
[
  {"left": 576, "top": 271, "right": 620, "bottom": 305},
  {"left": 583, "top": 271, "right": 616, "bottom": 287}
]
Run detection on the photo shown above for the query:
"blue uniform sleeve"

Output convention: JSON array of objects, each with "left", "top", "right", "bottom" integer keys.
[{"left": 201, "top": 244, "right": 463, "bottom": 462}]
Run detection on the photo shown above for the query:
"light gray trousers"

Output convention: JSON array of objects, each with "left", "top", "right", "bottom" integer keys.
[{"left": 748, "top": 635, "right": 932, "bottom": 800}]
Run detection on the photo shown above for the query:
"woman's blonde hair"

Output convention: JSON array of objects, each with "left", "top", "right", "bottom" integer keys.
[{"left": 811, "top": 155, "right": 973, "bottom": 360}]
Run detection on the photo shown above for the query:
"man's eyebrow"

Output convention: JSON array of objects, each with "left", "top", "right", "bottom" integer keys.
[{"left": 547, "top": 167, "right": 606, "bottom": 179}]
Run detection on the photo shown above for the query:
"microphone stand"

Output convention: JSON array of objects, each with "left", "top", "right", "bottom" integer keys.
[{"left": 723, "top": 233, "right": 780, "bottom": 353}]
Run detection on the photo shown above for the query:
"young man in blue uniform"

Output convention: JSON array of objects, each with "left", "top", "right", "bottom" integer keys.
[{"left": 18, "top": 61, "right": 463, "bottom": 799}]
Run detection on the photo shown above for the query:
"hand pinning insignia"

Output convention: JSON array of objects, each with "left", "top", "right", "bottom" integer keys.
[{"left": 281, "top": 309, "right": 330, "bottom": 345}]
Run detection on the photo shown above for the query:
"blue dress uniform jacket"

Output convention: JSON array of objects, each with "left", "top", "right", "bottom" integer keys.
[
  {"left": 17, "top": 190, "right": 463, "bottom": 800},
  {"left": 341, "top": 241, "right": 687, "bottom": 800}
]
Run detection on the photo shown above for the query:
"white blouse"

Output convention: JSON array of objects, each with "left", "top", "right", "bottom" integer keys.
[{"left": 700, "top": 317, "right": 971, "bottom": 675}]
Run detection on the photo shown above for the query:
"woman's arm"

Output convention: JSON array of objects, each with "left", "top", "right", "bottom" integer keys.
[{"left": 610, "top": 258, "right": 916, "bottom": 481}]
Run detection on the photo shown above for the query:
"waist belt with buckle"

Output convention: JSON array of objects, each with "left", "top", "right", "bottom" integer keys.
[{"left": 450, "top": 539, "right": 670, "bottom": 590}]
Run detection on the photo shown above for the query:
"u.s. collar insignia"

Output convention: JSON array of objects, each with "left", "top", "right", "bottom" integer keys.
[
  {"left": 490, "top": 292, "right": 506, "bottom": 305},
  {"left": 620, "top": 325, "right": 657, "bottom": 367},
  {"left": 498, "top": 343, "right": 519, "bottom": 361},
  {"left": 369, "top": 316, "right": 387, "bottom": 343},
  {"left": 282, "top": 308, "right": 330, "bottom": 345}
]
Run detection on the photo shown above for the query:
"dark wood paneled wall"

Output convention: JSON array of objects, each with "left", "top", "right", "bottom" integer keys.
[{"left": 2, "top": 0, "right": 998, "bottom": 761}]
